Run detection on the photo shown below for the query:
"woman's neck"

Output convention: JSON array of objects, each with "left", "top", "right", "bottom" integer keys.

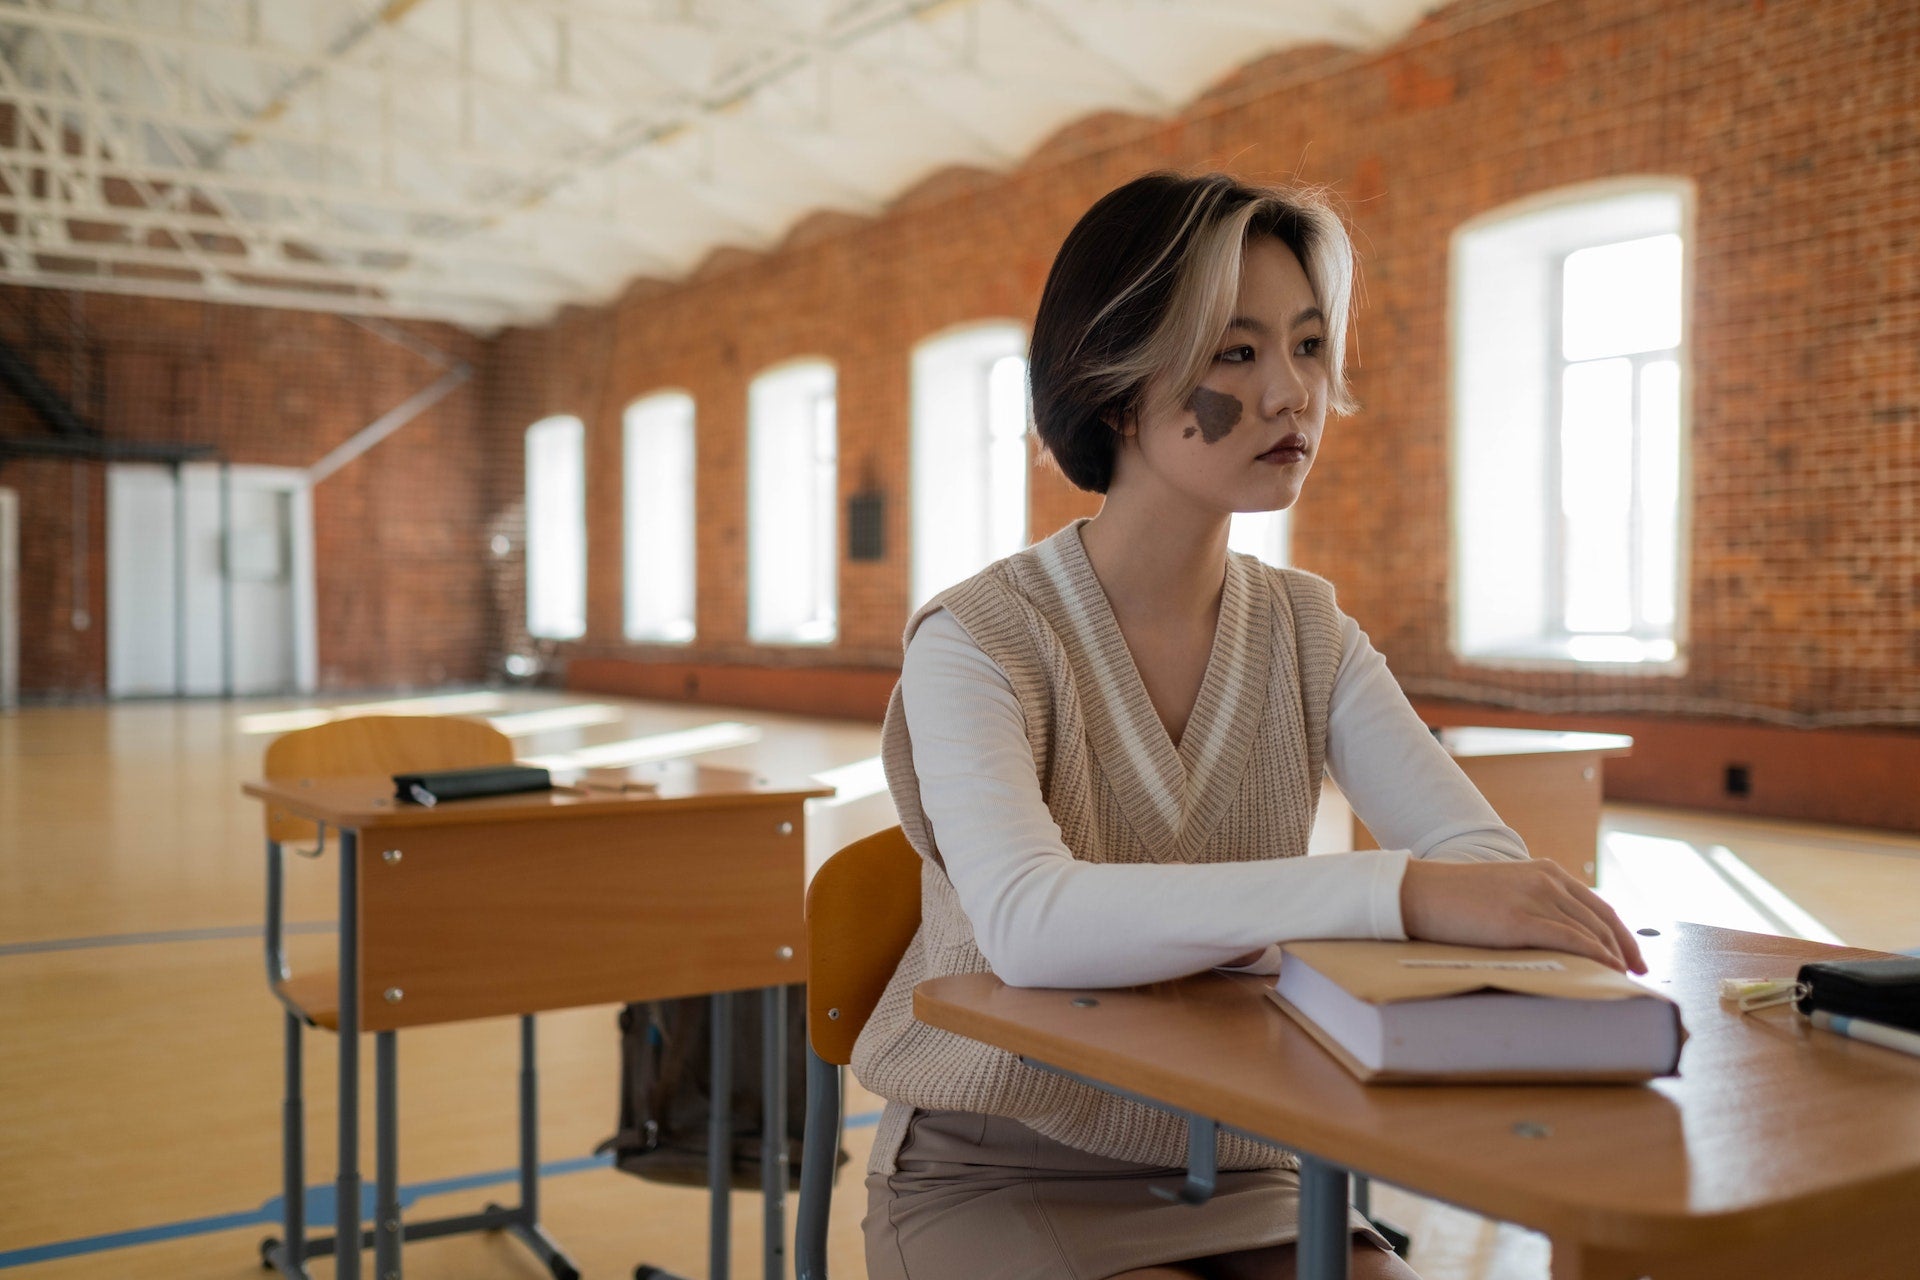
[{"left": 1078, "top": 497, "right": 1230, "bottom": 624}]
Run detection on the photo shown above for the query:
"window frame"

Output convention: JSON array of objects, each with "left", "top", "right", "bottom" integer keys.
[
  {"left": 1448, "top": 178, "right": 1694, "bottom": 673},
  {"left": 747, "top": 358, "right": 840, "bottom": 647},
  {"left": 910, "top": 321, "right": 1032, "bottom": 609},
  {"left": 524, "top": 413, "right": 588, "bottom": 643},
  {"left": 1545, "top": 256, "right": 1681, "bottom": 648},
  {"left": 621, "top": 390, "right": 698, "bottom": 645}
]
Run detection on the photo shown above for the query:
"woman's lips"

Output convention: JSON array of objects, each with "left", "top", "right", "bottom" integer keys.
[{"left": 1258, "top": 433, "right": 1309, "bottom": 463}]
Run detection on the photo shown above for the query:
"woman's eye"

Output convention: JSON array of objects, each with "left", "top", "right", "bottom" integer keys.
[
  {"left": 1217, "top": 345, "right": 1256, "bottom": 363},
  {"left": 1296, "top": 336, "right": 1325, "bottom": 358}
]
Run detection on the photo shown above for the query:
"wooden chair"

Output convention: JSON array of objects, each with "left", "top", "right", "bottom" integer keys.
[
  {"left": 258, "top": 715, "right": 578, "bottom": 1280},
  {"left": 788, "top": 826, "right": 1411, "bottom": 1274},
  {"left": 796, "top": 825, "right": 923, "bottom": 1280}
]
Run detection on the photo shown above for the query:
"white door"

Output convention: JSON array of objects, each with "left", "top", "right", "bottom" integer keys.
[
  {"left": 226, "top": 482, "right": 297, "bottom": 695},
  {"left": 107, "top": 465, "right": 180, "bottom": 697},
  {"left": 108, "top": 463, "right": 315, "bottom": 697},
  {"left": 0, "top": 486, "right": 17, "bottom": 710}
]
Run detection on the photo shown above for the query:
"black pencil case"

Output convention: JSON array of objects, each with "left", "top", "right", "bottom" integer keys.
[
  {"left": 1795, "top": 956, "right": 1920, "bottom": 1034},
  {"left": 394, "top": 764, "right": 553, "bottom": 806}
]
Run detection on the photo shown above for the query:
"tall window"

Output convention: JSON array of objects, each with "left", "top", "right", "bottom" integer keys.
[
  {"left": 1452, "top": 181, "right": 1689, "bottom": 667},
  {"left": 623, "top": 391, "right": 697, "bottom": 643},
  {"left": 748, "top": 360, "right": 838, "bottom": 644},
  {"left": 525, "top": 414, "right": 586, "bottom": 641},
  {"left": 911, "top": 323, "right": 1031, "bottom": 607}
]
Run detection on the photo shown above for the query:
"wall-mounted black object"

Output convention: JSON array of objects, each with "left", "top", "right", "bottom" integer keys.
[
  {"left": 848, "top": 490, "right": 885, "bottom": 562},
  {"left": 1724, "top": 764, "right": 1752, "bottom": 798}
]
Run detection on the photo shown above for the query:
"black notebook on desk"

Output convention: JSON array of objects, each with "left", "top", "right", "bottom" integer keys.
[{"left": 394, "top": 764, "right": 552, "bottom": 806}]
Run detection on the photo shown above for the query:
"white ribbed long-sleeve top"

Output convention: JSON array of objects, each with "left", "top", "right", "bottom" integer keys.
[{"left": 900, "top": 606, "right": 1529, "bottom": 988}]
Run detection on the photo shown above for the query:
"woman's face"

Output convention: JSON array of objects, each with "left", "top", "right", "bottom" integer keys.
[{"left": 1114, "top": 235, "right": 1331, "bottom": 518}]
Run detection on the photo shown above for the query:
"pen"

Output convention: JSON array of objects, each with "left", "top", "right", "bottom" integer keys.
[{"left": 1809, "top": 1009, "right": 1920, "bottom": 1060}]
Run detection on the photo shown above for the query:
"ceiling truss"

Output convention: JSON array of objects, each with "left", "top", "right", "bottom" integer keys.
[{"left": 0, "top": 0, "right": 1424, "bottom": 331}]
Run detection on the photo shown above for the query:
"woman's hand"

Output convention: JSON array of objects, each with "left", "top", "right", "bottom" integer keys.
[{"left": 1400, "top": 858, "right": 1648, "bottom": 974}]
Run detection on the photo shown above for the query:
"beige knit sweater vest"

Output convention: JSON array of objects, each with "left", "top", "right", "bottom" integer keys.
[{"left": 852, "top": 520, "right": 1345, "bottom": 1176}]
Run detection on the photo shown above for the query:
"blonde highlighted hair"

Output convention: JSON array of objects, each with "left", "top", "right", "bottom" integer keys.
[{"left": 1030, "top": 173, "right": 1358, "bottom": 493}]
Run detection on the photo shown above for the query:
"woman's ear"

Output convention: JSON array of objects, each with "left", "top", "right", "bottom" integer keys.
[{"left": 1101, "top": 406, "right": 1138, "bottom": 439}]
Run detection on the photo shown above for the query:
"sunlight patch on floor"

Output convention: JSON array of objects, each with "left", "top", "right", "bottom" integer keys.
[
  {"left": 519, "top": 721, "right": 763, "bottom": 770},
  {"left": 236, "top": 691, "right": 512, "bottom": 735},
  {"left": 1597, "top": 831, "right": 1841, "bottom": 943},
  {"left": 485, "top": 704, "right": 626, "bottom": 736}
]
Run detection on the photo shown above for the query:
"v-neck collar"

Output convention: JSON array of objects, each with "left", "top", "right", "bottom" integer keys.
[{"left": 1025, "top": 520, "right": 1277, "bottom": 861}]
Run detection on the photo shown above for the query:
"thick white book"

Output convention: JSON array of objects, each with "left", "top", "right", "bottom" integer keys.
[{"left": 1268, "top": 940, "right": 1685, "bottom": 1083}]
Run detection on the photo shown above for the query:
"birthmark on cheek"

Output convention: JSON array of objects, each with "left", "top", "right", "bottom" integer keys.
[{"left": 1184, "top": 386, "right": 1243, "bottom": 444}]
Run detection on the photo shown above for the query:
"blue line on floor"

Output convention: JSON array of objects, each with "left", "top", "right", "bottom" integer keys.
[
  {"left": 0, "top": 922, "right": 336, "bottom": 959},
  {"left": 0, "top": 1208, "right": 273, "bottom": 1271},
  {"left": 0, "top": 1113, "right": 887, "bottom": 1269},
  {"left": 0, "top": 1153, "right": 612, "bottom": 1269}
]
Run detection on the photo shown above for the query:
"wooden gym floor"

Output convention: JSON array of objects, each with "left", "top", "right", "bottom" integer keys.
[{"left": 2, "top": 691, "right": 1916, "bottom": 1279}]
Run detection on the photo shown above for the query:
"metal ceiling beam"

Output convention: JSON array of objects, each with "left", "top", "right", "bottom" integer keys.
[
  {"left": 0, "top": 3, "right": 644, "bottom": 122},
  {"left": 0, "top": 105, "right": 631, "bottom": 289},
  {"left": 0, "top": 135, "right": 628, "bottom": 232},
  {"left": 0, "top": 82, "right": 602, "bottom": 172},
  {"left": 0, "top": 193, "right": 598, "bottom": 291},
  {"left": 0, "top": 51, "right": 692, "bottom": 278},
  {"left": 2, "top": 39, "right": 590, "bottom": 311},
  {"left": 474, "top": 0, "right": 967, "bottom": 229},
  {"left": 0, "top": 267, "right": 526, "bottom": 331},
  {"left": 0, "top": 433, "right": 218, "bottom": 462},
  {"left": 7, "top": 236, "right": 574, "bottom": 314}
]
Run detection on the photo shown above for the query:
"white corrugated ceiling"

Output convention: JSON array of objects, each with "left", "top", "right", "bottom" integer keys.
[{"left": 0, "top": 0, "right": 1432, "bottom": 331}]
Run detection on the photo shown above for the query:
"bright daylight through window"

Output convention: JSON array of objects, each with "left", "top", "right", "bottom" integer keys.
[
  {"left": 748, "top": 361, "right": 839, "bottom": 644},
  {"left": 1452, "top": 182, "right": 1689, "bottom": 668},
  {"left": 525, "top": 414, "right": 586, "bottom": 641},
  {"left": 911, "top": 324, "right": 1032, "bottom": 607},
  {"left": 623, "top": 392, "right": 697, "bottom": 644}
]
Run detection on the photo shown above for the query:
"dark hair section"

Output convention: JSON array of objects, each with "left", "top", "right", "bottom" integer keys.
[{"left": 1028, "top": 171, "right": 1325, "bottom": 494}]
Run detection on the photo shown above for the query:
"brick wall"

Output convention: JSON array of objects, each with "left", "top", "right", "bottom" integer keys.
[
  {"left": 8, "top": 0, "right": 1915, "bottom": 737},
  {"left": 0, "top": 289, "right": 492, "bottom": 694},
  {"left": 491, "top": 0, "right": 1919, "bottom": 731}
]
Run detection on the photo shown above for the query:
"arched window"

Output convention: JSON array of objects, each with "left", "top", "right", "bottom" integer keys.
[
  {"left": 623, "top": 391, "right": 697, "bottom": 643},
  {"left": 910, "top": 323, "right": 1032, "bottom": 607},
  {"left": 748, "top": 360, "right": 838, "bottom": 645},
  {"left": 524, "top": 414, "right": 586, "bottom": 641},
  {"left": 1451, "top": 180, "right": 1690, "bottom": 668}
]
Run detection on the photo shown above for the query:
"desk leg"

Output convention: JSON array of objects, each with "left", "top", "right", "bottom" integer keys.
[
  {"left": 760, "top": 987, "right": 788, "bottom": 1280},
  {"left": 519, "top": 1014, "right": 539, "bottom": 1225},
  {"left": 1296, "top": 1155, "right": 1350, "bottom": 1280},
  {"left": 279, "top": 1008, "right": 310, "bottom": 1278},
  {"left": 375, "top": 1032, "right": 401, "bottom": 1280},
  {"left": 337, "top": 830, "right": 362, "bottom": 1280},
  {"left": 710, "top": 991, "right": 732, "bottom": 1280}
]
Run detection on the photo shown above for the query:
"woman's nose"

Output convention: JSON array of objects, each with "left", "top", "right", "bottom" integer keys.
[{"left": 1263, "top": 357, "right": 1310, "bottom": 417}]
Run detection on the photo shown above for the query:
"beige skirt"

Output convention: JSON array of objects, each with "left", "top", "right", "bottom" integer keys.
[{"left": 863, "top": 1109, "right": 1390, "bottom": 1280}]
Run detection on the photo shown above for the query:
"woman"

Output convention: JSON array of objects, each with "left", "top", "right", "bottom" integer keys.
[{"left": 853, "top": 172, "right": 1645, "bottom": 1280}]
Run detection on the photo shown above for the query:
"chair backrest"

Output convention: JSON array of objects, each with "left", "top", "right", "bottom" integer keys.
[
  {"left": 261, "top": 714, "right": 515, "bottom": 843},
  {"left": 805, "top": 825, "right": 922, "bottom": 1065}
]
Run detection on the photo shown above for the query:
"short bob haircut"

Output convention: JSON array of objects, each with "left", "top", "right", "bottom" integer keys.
[{"left": 1029, "top": 172, "right": 1358, "bottom": 494}]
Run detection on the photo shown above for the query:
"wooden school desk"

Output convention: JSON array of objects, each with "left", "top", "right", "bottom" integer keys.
[
  {"left": 915, "top": 923, "right": 1920, "bottom": 1280},
  {"left": 1355, "top": 728, "right": 1634, "bottom": 885},
  {"left": 243, "top": 762, "right": 831, "bottom": 1280}
]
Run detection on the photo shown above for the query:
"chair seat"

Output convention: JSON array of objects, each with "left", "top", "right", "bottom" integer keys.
[{"left": 275, "top": 971, "right": 341, "bottom": 1031}]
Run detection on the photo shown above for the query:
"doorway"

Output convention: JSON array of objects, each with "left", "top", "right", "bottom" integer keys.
[{"left": 107, "top": 463, "right": 316, "bottom": 697}]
